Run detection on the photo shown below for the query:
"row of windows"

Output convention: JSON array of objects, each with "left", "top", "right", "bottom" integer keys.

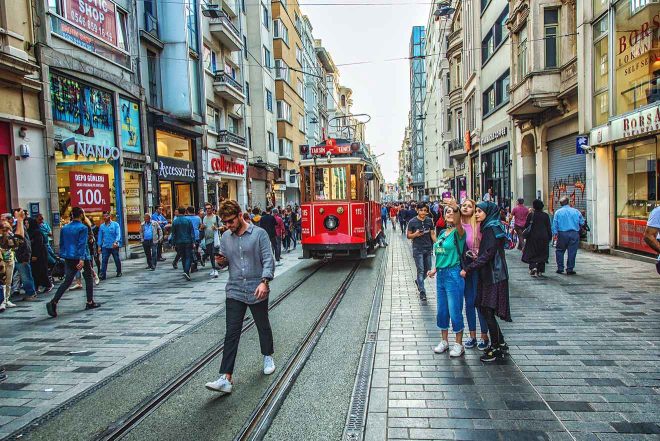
[
  {"left": 482, "top": 6, "right": 509, "bottom": 65},
  {"left": 483, "top": 70, "right": 510, "bottom": 116}
]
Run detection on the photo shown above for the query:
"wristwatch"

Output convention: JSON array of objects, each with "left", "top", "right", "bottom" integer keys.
[{"left": 260, "top": 278, "right": 271, "bottom": 287}]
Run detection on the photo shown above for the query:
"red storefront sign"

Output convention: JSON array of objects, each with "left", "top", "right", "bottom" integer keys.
[
  {"left": 210, "top": 156, "right": 245, "bottom": 177},
  {"left": 69, "top": 171, "right": 111, "bottom": 213},
  {"left": 64, "top": 0, "right": 118, "bottom": 47},
  {"left": 618, "top": 218, "right": 655, "bottom": 254}
]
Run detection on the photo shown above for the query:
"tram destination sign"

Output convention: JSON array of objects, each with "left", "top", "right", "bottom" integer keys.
[{"left": 310, "top": 144, "right": 351, "bottom": 155}]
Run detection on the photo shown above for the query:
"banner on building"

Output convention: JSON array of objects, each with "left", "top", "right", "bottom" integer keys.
[
  {"left": 69, "top": 171, "right": 111, "bottom": 213},
  {"left": 63, "top": 0, "right": 118, "bottom": 47},
  {"left": 119, "top": 97, "right": 141, "bottom": 153}
]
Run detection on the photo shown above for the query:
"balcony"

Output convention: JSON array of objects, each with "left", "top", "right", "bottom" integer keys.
[
  {"left": 217, "top": 130, "right": 246, "bottom": 150},
  {"left": 448, "top": 138, "right": 466, "bottom": 158},
  {"left": 448, "top": 87, "right": 462, "bottom": 109},
  {"left": 508, "top": 70, "right": 561, "bottom": 119},
  {"left": 559, "top": 57, "right": 578, "bottom": 98},
  {"left": 209, "top": 13, "right": 242, "bottom": 52},
  {"left": 213, "top": 72, "right": 245, "bottom": 104}
]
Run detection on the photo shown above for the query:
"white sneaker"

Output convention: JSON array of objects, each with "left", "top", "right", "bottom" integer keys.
[
  {"left": 0, "top": 302, "right": 5, "bottom": 312},
  {"left": 263, "top": 355, "right": 275, "bottom": 375},
  {"left": 276, "top": 261, "right": 283, "bottom": 267},
  {"left": 212, "top": 270, "right": 218, "bottom": 278},
  {"left": 94, "top": 274, "right": 100, "bottom": 285},
  {"left": 69, "top": 283, "right": 83, "bottom": 291},
  {"left": 433, "top": 340, "right": 449, "bottom": 354},
  {"left": 449, "top": 343, "right": 465, "bottom": 357},
  {"left": 5, "top": 300, "right": 17, "bottom": 308},
  {"left": 205, "top": 374, "right": 233, "bottom": 393},
  {"left": 209, "top": 269, "right": 216, "bottom": 276}
]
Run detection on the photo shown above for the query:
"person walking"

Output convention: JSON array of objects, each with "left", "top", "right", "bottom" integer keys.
[
  {"left": 98, "top": 211, "right": 122, "bottom": 280},
  {"left": 70, "top": 215, "right": 101, "bottom": 291},
  {"left": 46, "top": 207, "right": 101, "bottom": 318},
  {"left": 140, "top": 213, "right": 163, "bottom": 270},
  {"left": 381, "top": 205, "right": 388, "bottom": 229},
  {"left": 389, "top": 204, "right": 398, "bottom": 231},
  {"left": 459, "top": 199, "right": 489, "bottom": 350},
  {"left": 460, "top": 201, "right": 511, "bottom": 362},
  {"left": 205, "top": 200, "right": 275, "bottom": 394},
  {"left": 552, "top": 196, "right": 585, "bottom": 275},
  {"left": 644, "top": 205, "right": 660, "bottom": 274},
  {"left": 201, "top": 203, "right": 221, "bottom": 278},
  {"left": 152, "top": 206, "right": 169, "bottom": 262},
  {"left": 407, "top": 203, "right": 436, "bottom": 301},
  {"left": 511, "top": 198, "right": 529, "bottom": 250},
  {"left": 259, "top": 207, "right": 280, "bottom": 265},
  {"left": 427, "top": 204, "right": 466, "bottom": 357},
  {"left": 273, "top": 209, "right": 285, "bottom": 264},
  {"left": 521, "top": 199, "right": 552, "bottom": 277},
  {"left": 27, "top": 218, "right": 52, "bottom": 296},
  {"left": 397, "top": 205, "right": 407, "bottom": 233},
  {"left": 0, "top": 211, "right": 27, "bottom": 311},
  {"left": 170, "top": 207, "right": 194, "bottom": 281},
  {"left": 282, "top": 208, "right": 292, "bottom": 252},
  {"left": 12, "top": 214, "right": 36, "bottom": 303}
]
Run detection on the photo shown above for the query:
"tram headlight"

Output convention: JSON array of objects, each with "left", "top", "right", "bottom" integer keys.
[{"left": 324, "top": 215, "right": 339, "bottom": 231}]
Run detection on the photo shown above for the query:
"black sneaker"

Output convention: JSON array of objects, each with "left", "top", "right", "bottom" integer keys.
[
  {"left": 184, "top": 273, "right": 191, "bottom": 281},
  {"left": 566, "top": 270, "right": 576, "bottom": 275},
  {"left": 172, "top": 262, "right": 178, "bottom": 269},
  {"left": 85, "top": 302, "right": 101, "bottom": 310},
  {"left": 419, "top": 292, "right": 427, "bottom": 301},
  {"left": 556, "top": 269, "right": 564, "bottom": 274},
  {"left": 116, "top": 272, "right": 122, "bottom": 277},
  {"left": 480, "top": 347, "right": 504, "bottom": 362},
  {"left": 498, "top": 342, "right": 509, "bottom": 353},
  {"left": 46, "top": 301, "right": 57, "bottom": 318}
]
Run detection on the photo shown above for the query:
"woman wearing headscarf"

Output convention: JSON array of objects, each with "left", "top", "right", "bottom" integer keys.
[
  {"left": 460, "top": 201, "right": 511, "bottom": 362},
  {"left": 27, "top": 217, "right": 52, "bottom": 295},
  {"left": 521, "top": 199, "right": 552, "bottom": 277}
]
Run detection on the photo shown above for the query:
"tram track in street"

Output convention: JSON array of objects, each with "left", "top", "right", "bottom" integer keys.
[{"left": 94, "top": 261, "right": 328, "bottom": 441}]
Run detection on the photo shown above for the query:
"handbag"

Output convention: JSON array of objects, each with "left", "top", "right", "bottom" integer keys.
[
  {"left": 213, "top": 230, "right": 221, "bottom": 249},
  {"left": 579, "top": 221, "right": 590, "bottom": 240},
  {"left": 522, "top": 218, "right": 533, "bottom": 239}
]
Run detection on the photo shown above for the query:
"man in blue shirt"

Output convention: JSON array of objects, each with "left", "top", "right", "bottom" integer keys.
[
  {"left": 97, "top": 211, "right": 122, "bottom": 280},
  {"left": 552, "top": 196, "right": 585, "bottom": 275},
  {"left": 47, "top": 207, "right": 100, "bottom": 318},
  {"left": 173, "top": 206, "right": 202, "bottom": 270},
  {"left": 170, "top": 207, "right": 195, "bottom": 281},
  {"left": 151, "top": 206, "right": 169, "bottom": 261}
]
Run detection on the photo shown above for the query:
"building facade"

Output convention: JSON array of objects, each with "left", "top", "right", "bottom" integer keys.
[
  {"left": 0, "top": 0, "right": 44, "bottom": 216},
  {"left": 409, "top": 26, "right": 426, "bottom": 201}
]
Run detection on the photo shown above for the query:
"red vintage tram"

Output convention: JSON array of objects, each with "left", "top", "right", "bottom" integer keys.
[{"left": 299, "top": 138, "right": 384, "bottom": 259}]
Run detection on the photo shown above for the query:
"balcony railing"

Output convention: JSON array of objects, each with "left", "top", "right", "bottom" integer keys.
[
  {"left": 448, "top": 138, "right": 463, "bottom": 153},
  {"left": 214, "top": 72, "right": 243, "bottom": 92},
  {"left": 210, "top": 12, "right": 240, "bottom": 39},
  {"left": 218, "top": 130, "right": 246, "bottom": 147},
  {"left": 144, "top": 12, "right": 158, "bottom": 37}
]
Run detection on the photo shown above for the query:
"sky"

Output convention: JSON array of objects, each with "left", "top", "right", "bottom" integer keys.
[{"left": 302, "top": 1, "right": 430, "bottom": 183}]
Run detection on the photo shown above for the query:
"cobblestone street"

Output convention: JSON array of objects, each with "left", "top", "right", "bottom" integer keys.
[
  {"left": 0, "top": 250, "right": 302, "bottom": 438},
  {"left": 365, "top": 230, "right": 660, "bottom": 441}
]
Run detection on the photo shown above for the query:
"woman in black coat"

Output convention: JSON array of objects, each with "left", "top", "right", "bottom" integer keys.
[
  {"left": 521, "top": 199, "right": 552, "bottom": 277},
  {"left": 27, "top": 218, "right": 52, "bottom": 293}
]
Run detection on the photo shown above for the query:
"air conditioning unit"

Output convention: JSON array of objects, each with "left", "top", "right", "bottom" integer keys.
[{"left": 289, "top": 174, "right": 296, "bottom": 184}]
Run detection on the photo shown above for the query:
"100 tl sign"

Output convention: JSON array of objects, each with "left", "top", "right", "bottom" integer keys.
[{"left": 69, "top": 171, "right": 111, "bottom": 213}]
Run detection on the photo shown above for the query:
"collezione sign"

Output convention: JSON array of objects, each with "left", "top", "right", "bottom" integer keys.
[{"left": 210, "top": 156, "right": 245, "bottom": 176}]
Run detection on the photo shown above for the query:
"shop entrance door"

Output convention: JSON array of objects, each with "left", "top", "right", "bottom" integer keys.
[
  {"left": 159, "top": 182, "right": 173, "bottom": 220},
  {"left": 176, "top": 183, "right": 193, "bottom": 210},
  {"left": 0, "top": 156, "right": 9, "bottom": 213}
]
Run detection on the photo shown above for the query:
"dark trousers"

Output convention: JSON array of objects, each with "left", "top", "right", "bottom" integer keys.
[
  {"left": 142, "top": 239, "right": 158, "bottom": 268},
  {"left": 205, "top": 242, "right": 217, "bottom": 269},
  {"left": 157, "top": 241, "right": 163, "bottom": 260},
  {"left": 514, "top": 226, "right": 526, "bottom": 249},
  {"left": 556, "top": 230, "right": 579, "bottom": 271},
  {"left": 100, "top": 247, "right": 121, "bottom": 278},
  {"left": 480, "top": 306, "right": 503, "bottom": 347},
  {"left": 175, "top": 241, "right": 200, "bottom": 265},
  {"left": 283, "top": 232, "right": 292, "bottom": 250},
  {"left": 270, "top": 235, "right": 281, "bottom": 262},
  {"left": 219, "top": 298, "right": 273, "bottom": 375},
  {"left": 400, "top": 219, "right": 406, "bottom": 234},
  {"left": 52, "top": 259, "right": 93, "bottom": 303},
  {"left": 175, "top": 244, "right": 193, "bottom": 275}
]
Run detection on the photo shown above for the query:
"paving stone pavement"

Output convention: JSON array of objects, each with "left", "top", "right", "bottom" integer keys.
[
  {"left": 0, "top": 247, "right": 302, "bottom": 437},
  {"left": 365, "top": 228, "right": 660, "bottom": 441}
]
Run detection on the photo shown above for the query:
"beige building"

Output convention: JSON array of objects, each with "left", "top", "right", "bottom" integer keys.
[
  {"left": 0, "top": 0, "right": 45, "bottom": 214},
  {"left": 272, "top": 0, "right": 306, "bottom": 205},
  {"left": 507, "top": 0, "right": 579, "bottom": 212}
]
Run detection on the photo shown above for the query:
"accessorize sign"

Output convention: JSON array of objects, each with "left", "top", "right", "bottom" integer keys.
[
  {"left": 69, "top": 171, "right": 111, "bottom": 213},
  {"left": 158, "top": 157, "right": 196, "bottom": 182},
  {"left": 618, "top": 218, "right": 654, "bottom": 254},
  {"left": 64, "top": 0, "right": 117, "bottom": 47}
]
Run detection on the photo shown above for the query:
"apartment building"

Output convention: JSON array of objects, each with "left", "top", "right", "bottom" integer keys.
[
  {"left": 302, "top": 17, "right": 323, "bottom": 149},
  {"left": 410, "top": 26, "right": 427, "bottom": 201},
  {"left": 507, "top": 0, "right": 579, "bottom": 213},
  {"left": 271, "top": 0, "right": 305, "bottom": 205},
  {"left": 245, "top": 0, "right": 278, "bottom": 208},
  {"left": 446, "top": 4, "right": 466, "bottom": 198},
  {"left": 315, "top": 40, "right": 335, "bottom": 140},
  {"left": 0, "top": 0, "right": 44, "bottom": 215}
]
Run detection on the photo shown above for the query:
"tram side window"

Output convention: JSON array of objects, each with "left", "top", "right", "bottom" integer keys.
[
  {"left": 350, "top": 165, "right": 358, "bottom": 200},
  {"left": 314, "top": 167, "right": 330, "bottom": 200},
  {"left": 333, "top": 167, "right": 347, "bottom": 200},
  {"left": 301, "top": 168, "right": 311, "bottom": 203}
]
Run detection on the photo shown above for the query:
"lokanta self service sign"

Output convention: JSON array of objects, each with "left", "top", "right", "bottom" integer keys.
[
  {"left": 64, "top": 0, "right": 118, "bottom": 47},
  {"left": 69, "top": 171, "right": 111, "bottom": 213}
]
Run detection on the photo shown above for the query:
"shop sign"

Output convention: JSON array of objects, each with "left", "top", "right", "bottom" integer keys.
[
  {"left": 51, "top": 73, "right": 117, "bottom": 158},
  {"left": 119, "top": 98, "right": 141, "bottom": 154},
  {"left": 273, "top": 184, "right": 287, "bottom": 191},
  {"left": 591, "top": 103, "right": 660, "bottom": 145},
  {"left": 210, "top": 154, "right": 246, "bottom": 177},
  {"left": 69, "top": 171, "right": 111, "bottom": 213},
  {"left": 158, "top": 157, "right": 196, "bottom": 182},
  {"left": 576, "top": 135, "right": 588, "bottom": 154},
  {"left": 482, "top": 126, "right": 508, "bottom": 145},
  {"left": 618, "top": 218, "right": 655, "bottom": 254},
  {"left": 63, "top": 0, "right": 118, "bottom": 47},
  {"left": 123, "top": 159, "right": 144, "bottom": 171},
  {"left": 464, "top": 131, "right": 471, "bottom": 152}
]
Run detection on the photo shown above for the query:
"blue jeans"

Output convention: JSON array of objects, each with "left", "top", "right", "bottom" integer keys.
[
  {"left": 556, "top": 230, "right": 579, "bottom": 272},
  {"left": 412, "top": 249, "right": 432, "bottom": 294},
  {"left": 14, "top": 262, "right": 36, "bottom": 296},
  {"left": 100, "top": 247, "right": 122, "bottom": 278},
  {"left": 175, "top": 244, "right": 193, "bottom": 275},
  {"left": 436, "top": 265, "right": 465, "bottom": 333},
  {"left": 464, "top": 270, "right": 488, "bottom": 334}
]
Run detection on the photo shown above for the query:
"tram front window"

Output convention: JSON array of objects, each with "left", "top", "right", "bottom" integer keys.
[{"left": 313, "top": 166, "right": 348, "bottom": 201}]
